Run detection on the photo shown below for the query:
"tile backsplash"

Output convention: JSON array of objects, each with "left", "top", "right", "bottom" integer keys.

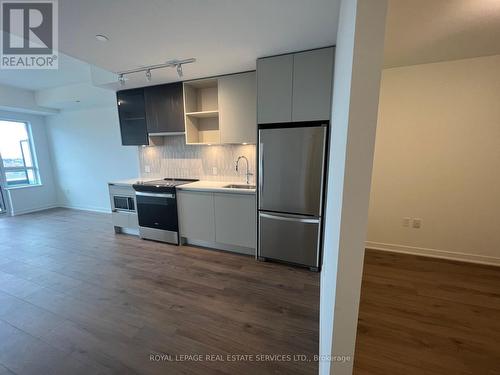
[{"left": 138, "top": 136, "right": 256, "bottom": 183}]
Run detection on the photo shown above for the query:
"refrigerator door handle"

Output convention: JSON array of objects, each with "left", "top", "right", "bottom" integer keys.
[
  {"left": 258, "top": 141, "right": 264, "bottom": 199},
  {"left": 259, "top": 212, "right": 320, "bottom": 224}
]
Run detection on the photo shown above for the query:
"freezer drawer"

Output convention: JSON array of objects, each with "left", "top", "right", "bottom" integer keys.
[
  {"left": 258, "top": 212, "right": 320, "bottom": 268},
  {"left": 258, "top": 125, "right": 327, "bottom": 216}
]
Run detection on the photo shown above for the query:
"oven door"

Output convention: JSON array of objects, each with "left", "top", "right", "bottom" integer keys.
[{"left": 135, "top": 192, "right": 179, "bottom": 243}]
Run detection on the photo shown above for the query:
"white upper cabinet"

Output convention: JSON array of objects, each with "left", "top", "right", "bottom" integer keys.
[
  {"left": 184, "top": 72, "right": 257, "bottom": 144},
  {"left": 218, "top": 72, "right": 257, "bottom": 144},
  {"left": 292, "top": 48, "right": 334, "bottom": 122},
  {"left": 257, "top": 54, "right": 294, "bottom": 124},
  {"left": 257, "top": 47, "right": 334, "bottom": 124}
]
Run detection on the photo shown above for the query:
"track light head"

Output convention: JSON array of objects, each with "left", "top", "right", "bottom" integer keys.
[{"left": 117, "top": 57, "right": 195, "bottom": 84}]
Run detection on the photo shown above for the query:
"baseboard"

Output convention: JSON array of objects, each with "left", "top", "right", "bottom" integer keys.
[
  {"left": 365, "top": 241, "right": 500, "bottom": 267},
  {"left": 10, "top": 204, "right": 59, "bottom": 216},
  {"left": 10, "top": 204, "right": 110, "bottom": 216},
  {"left": 58, "top": 204, "right": 110, "bottom": 214}
]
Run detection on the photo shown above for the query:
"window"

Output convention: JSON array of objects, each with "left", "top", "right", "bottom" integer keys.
[{"left": 0, "top": 120, "right": 40, "bottom": 187}]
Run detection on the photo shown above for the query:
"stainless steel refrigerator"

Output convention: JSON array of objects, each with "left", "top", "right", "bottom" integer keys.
[{"left": 257, "top": 123, "right": 328, "bottom": 271}]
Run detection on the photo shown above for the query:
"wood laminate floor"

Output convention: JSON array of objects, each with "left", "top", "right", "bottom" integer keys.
[
  {"left": 0, "top": 209, "right": 319, "bottom": 375},
  {"left": 354, "top": 250, "right": 500, "bottom": 375},
  {"left": 1, "top": 209, "right": 499, "bottom": 375}
]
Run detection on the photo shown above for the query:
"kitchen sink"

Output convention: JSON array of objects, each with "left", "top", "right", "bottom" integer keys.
[{"left": 223, "top": 184, "right": 256, "bottom": 189}]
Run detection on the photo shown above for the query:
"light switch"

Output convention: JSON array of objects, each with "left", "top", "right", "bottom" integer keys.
[
  {"left": 212, "top": 167, "right": 218, "bottom": 175},
  {"left": 402, "top": 217, "right": 411, "bottom": 227},
  {"left": 144, "top": 165, "right": 151, "bottom": 173}
]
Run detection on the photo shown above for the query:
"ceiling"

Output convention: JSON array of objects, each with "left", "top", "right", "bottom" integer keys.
[
  {"left": 384, "top": 0, "right": 500, "bottom": 68},
  {"left": 3, "top": 0, "right": 500, "bottom": 93},
  {"left": 57, "top": 0, "right": 340, "bottom": 89}
]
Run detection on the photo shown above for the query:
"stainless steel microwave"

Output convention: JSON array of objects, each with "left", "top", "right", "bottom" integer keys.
[{"left": 112, "top": 195, "right": 135, "bottom": 212}]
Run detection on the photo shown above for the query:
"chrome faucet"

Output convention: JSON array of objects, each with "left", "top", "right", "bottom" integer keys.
[{"left": 235, "top": 156, "right": 253, "bottom": 185}]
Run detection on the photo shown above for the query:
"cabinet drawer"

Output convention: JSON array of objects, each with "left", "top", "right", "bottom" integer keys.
[
  {"left": 258, "top": 212, "right": 320, "bottom": 267},
  {"left": 112, "top": 211, "right": 139, "bottom": 230},
  {"left": 112, "top": 211, "right": 130, "bottom": 228}
]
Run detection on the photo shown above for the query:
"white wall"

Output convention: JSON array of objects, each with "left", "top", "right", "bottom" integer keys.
[
  {"left": 320, "top": 0, "right": 387, "bottom": 374},
  {"left": 46, "top": 105, "right": 140, "bottom": 212},
  {"left": 368, "top": 54, "right": 500, "bottom": 265},
  {"left": 0, "top": 84, "right": 57, "bottom": 115},
  {"left": 0, "top": 110, "right": 58, "bottom": 215}
]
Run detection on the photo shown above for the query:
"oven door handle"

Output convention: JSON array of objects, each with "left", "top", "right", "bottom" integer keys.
[{"left": 135, "top": 192, "right": 175, "bottom": 199}]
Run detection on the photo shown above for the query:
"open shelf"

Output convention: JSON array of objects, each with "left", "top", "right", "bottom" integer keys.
[
  {"left": 184, "top": 78, "right": 220, "bottom": 144},
  {"left": 185, "top": 110, "right": 219, "bottom": 118},
  {"left": 185, "top": 113, "right": 220, "bottom": 144}
]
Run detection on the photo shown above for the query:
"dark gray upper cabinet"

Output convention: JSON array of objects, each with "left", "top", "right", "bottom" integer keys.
[
  {"left": 144, "top": 82, "right": 185, "bottom": 134},
  {"left": 257, "top": 47, "right": 334, "bottom": 124},
  {"left": 117, "top": 88, "right": 149, "bottom": 146},
  {"left": 116, "top": 82, "right": 185, "bottom": 146}
]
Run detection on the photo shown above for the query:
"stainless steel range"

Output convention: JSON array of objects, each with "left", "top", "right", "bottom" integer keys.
[{"left": 132, "top": 178, "right": 198, "bottom": 244}]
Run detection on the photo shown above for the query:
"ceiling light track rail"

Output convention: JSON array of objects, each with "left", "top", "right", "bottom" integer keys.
[{"left": 117, "top": 58, "right": 196, "bottom": 85}]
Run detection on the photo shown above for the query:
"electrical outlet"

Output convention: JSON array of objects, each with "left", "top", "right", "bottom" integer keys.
[
  {"left": 402, "top": 217, "right": 411, "bottom": 227},
  {"left": 212, "top": 167, "right": 218, "bottom": 175},
  {"left": 144, "top": 165, "right": 151, "bottom": 173},
  {"left": 412, "top": 218, "right": 422, "bottom": 229}
]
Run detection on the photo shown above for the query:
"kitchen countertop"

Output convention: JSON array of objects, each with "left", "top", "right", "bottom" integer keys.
[
  {"left": 109, "top": 178, "right": 256, "bottom": 194},
  {"left": 108, "top": 178, "right": 157, "bottom": 187},
  {"left": 177, "top": 180, "right": 256, "bottom": 195}
]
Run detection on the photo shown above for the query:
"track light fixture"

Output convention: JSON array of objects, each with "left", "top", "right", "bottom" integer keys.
[{"left": 117, "top": 58, "right": 195, "bottom": 86}]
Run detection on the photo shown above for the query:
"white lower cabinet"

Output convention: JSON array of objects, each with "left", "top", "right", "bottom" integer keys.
[
  {"left": 177, "top": 191, "right": 216, "bottom": 242},
  {"left": 108, "top": 184, "right": 138, "bottom": 233},
  {"left": 177, "top": 190, "right": 256, "bottom": 254},
  {"left": 214, "top": 193, "right": 256, "bottom": 249},
  {"left": 111, "top": 211, "right": 130, "bottom": 228},
  {"left": 111, "top": 211, "right": 138, "bottom": 230}
]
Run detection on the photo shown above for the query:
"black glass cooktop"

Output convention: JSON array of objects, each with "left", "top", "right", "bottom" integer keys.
[{"left": 132, "top": 178, "right": 198, "bottom": 193}]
